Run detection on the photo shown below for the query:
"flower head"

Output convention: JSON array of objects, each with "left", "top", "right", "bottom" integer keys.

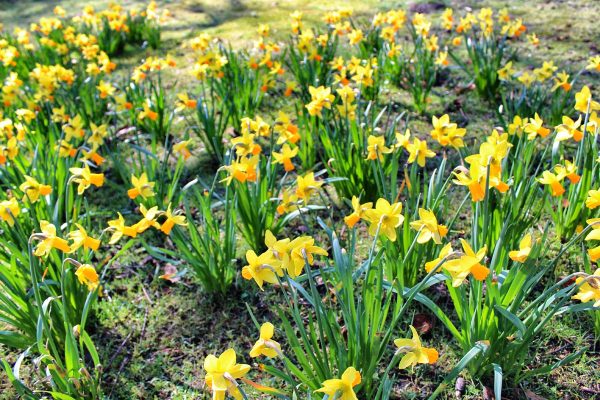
[
  {"left": 508, "top": 233, "right": 532, "bottom": 263},
  {"left": 409, "top": 208, "right": 448, "bottom": 245},
  {"left": 441, "top": 239, "right": 488, "bottom": 286},
  {"left": 75, "top": 264, "right": 99, "bottom": 291},
  {"left": 127, "top": 173, "right": 155, "bottom": 200},
  {"left": 69, "top": 164, "right": 104, "bottom": 195},
  {"left": 316, "top": 367, "right": 361, "bottom": 400},
  {"left": 363, "top": 198, "right": 404, "bottom": 242},
  {"left": 33, "top": 220, "right": 71, "bottom": 257},
  {"left": 394, "top": 326, "right": 438, "bottom": 369},
  {"left": 249, "top": 322, "right": 281, "bottom": 358},
  {"left": 19, "top": 175, "right": 52, "bottom": 203},
  {"left": 204, "top": 349, "right": 250, "bottom": 400}
]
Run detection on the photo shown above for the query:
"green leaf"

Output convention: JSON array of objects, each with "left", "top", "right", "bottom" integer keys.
[{"left": 494, "top": 305, "right": 526, "bottom": 338}]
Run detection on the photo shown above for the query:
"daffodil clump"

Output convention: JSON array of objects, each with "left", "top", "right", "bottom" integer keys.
[{"left": 0, "top": 2, "right": 599, "bottom": 400}]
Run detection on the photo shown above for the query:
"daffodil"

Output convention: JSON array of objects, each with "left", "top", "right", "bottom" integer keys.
[
  {"left": 69, "top": 224, "right": 101, "bottom": 252},
  {"left": 159, "top": 203, "right": 187, "bottom": 234},
  {"left": 135, "top": 204, "right": 160, "bottom": 233},
  {"left": 305, "top": 86, "right": 334, "bottom": 117},
  {"left": 537, "top": 170, "right": 565, "bottom": 197},
  {"left": 106, "top": 213, "right": 138, "bottom": 244},
  {"left": 585, "top": 219, "right": 600, "bottom": 262},
  {"left": 138, "top": 100, "right": 158, "bottom": 121},
  {"left": 87, "top": 123, "right": 108, "bottom": 147},
  {"left": 276, "top": 188, "right": 299, "bottom": 215},
  {"left": 316, "top": 367, "right": 361, "bottom": 400},
  {"left": 344, "top": 196, "right": 373, "bottom": 228},
  {"left": 523, "top": 113, "right": 550, "bottom": 140},
  {"left": 286, "top": 236, "right": 328, "bottom": 278},
  {"left": 0, "top": 197, "right": 20, "bottom": 226},
  {"left": 63, "top": 114, "right": 85, "bottom": 141},
  {"left": 295, "top": 172, "right": 322, "bottom": 203},
  {"left": 586, "top": 189, "right": 600, "bottom": 209},
  {"left": 406, "top": 138, "right": 435, "bottom": 167},
  {"left": 363, "top": 198, "right": 404, "bottom": 241},
  {"left": 96, "top": 80, "right": 115, "bottom": 99},
  {"left": 33, "top": 220, "right": 71, "bottom": 257},
  {"left": 574, "top": 86, "right": 600, "bottom": 114},
  {"left": 175, "top": 93, "right": 197, "bottom": 112},
  {"left": 19, "top": 175, "right": 52, "bottom": 203},
  {"left": 497, "top": 61, "right": 515, "bottom": 80},
  {"left": 586, "top": 55, "right": 600, "bottom": 72},
  {"left": 249, "top": 322, "right": 281, "bottom": 358},
  {"left": 75, "top": 264, "right": 100, "bottom": 291},
  {"left": 395, "top": 129, "right": 411, "bottom": 149},
  {"left": 555, "top": 115, "right": 583, "bottom": 142},
  {"left": 442, "top": 239, "right": 489, "bottom": 286},
  {"left": 204, "top": 348, "right": 250, "bottom": 400},
  {"left": 409, "top": 208, "right": 448, "bottom": 244},
  {"left": 394, "top": 326, "right": 439, "bottom": 369},
  {"left": 69, "top": 164, "right": 104, "bottom": 194},
  {"left": 425, "top": 243, "right": 453, "bottom": 273},
  {"left": 554, "top": 160, "right": 580, "bottom": 184},
  {"left": 242, "top": 249, "right": 283, "bottom": 289},
  {"left": 173, "top": 139, "right": 193, "bottom": 159},
  {"left": 571, "top": 268, "right": 600, "bottom": 307},
  {"left": 221, "top": 156, "right": 259, "bottom": 185},
  {"left": 366, "top": 135, "right": 392, "bottom": 161},
  {"left": 127, "top": 173, "right": 155, "bottom": 200},
  {"left": 551, "top": 72, "right": 571, "bottom": 92},
  {"left": 508, "top": 233, "right": 532, "bottom": 262},
  {"left": 272, "top": 144, "right": 298, "bottom": 172}
]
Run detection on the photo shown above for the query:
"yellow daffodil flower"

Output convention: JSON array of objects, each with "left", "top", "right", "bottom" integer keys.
[
  {"left": 316, "top": 367, "right": 361, "bottom": 400},
  {"left": 295, "top": 172, "right": 322, "bottom": 203},
  {"left": 127, "top": 173, "right": 155, "bottom": 200},
  {"left": 363, "top": 198, "right": 404, "bottom": 241},
  {"left": 273, "top": 144, "right": 299, "bottom": 172},
  {"left": 425, "top": 243, "right": 453, "bottom": 273},
  {"left": 33, "top": 220, "right": 71, "bottom": 257},
  {"left": 96, "top": 80, "right": 115, "bottom": 99},
  {"left": 586, "top": 189, "right": 600, "bottom": 209},
  {"left": 555, "top": 115, "right": 583, "bottom": 142},
  {"left": 394, "top": 326, "right": 439, "bottom": 369},
  {"left": 286, "top": 236, "right": 328, "bottom": 278},
  {"left": 344, "top": 196, "right": 373, "bottom": 228},
  {"left": 106, "top": 213, "right": 138, "bottom": 244},
  {"left": 75, "top": 264, "right": 100, "bottom": 291},
  {"left": 537, "top": 170, "right": 565, "bottom": 197},
  {"left": 442, "top": 239, "right": 489, "bottom": 286},
  {"left": 305, "top": 86, "right": 334, "bottom": 117},
  {"left": 571, "top": 268, "right": 600, "bottom": 307},
  {"left": 585, "top": 219, "right": 600, "bottom": 262},
  {"left": 406, "top": 138, "right": 435, "bottom": 167},
  {"left": 69, "top": 224, "right": 101, "bottom": 252},
  {"left": 204, "top": 348, "right": 250, "bottom": 400},
  {"left": 0, "top": 197, "right": 20, "bottom": 226},
  {"left": 19, "top": 175, "right": 51, "bottom": 203},
  {"left": 366, "top": 135, "right": 392, "bottom": 161},
  {"left": 69, "top": 164, "right": 104, "bottom": 194},
  {"left": 159, "top": 203, "right": 187, "bottom": 234},
  {"left": 242, "top": 249, "right": 283, "bottom": 289},
  {"left": 409, "top": 208, "right": 448, "bottom": 244},
  {"left": 173, "top": 139, "right": 193, "bottom": 159},
  {"left": 508, "top": 233, "right": 532, "bottom": 262},
  {"left": 249, "top": 322, "right": 281, "bottom": 358}
]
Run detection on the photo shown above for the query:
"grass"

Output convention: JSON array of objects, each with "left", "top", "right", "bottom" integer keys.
[{"left": 1, "top": 0, "right": 600, "bottom": 399}]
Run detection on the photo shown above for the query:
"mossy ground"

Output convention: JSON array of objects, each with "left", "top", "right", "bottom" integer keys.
[{"left": 1, "top": 0, "right": 600, "bottom": 399}]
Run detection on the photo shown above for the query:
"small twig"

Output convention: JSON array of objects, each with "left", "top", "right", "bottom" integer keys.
[
  {"left": 141, "top": 285, "right": 153, "bottom": 305},
  {"left": 107, "top": 331, "right": 133, "bottom": 369},
  {"left": 139, "top": 307, "right": 149, "bottom": 344}
]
